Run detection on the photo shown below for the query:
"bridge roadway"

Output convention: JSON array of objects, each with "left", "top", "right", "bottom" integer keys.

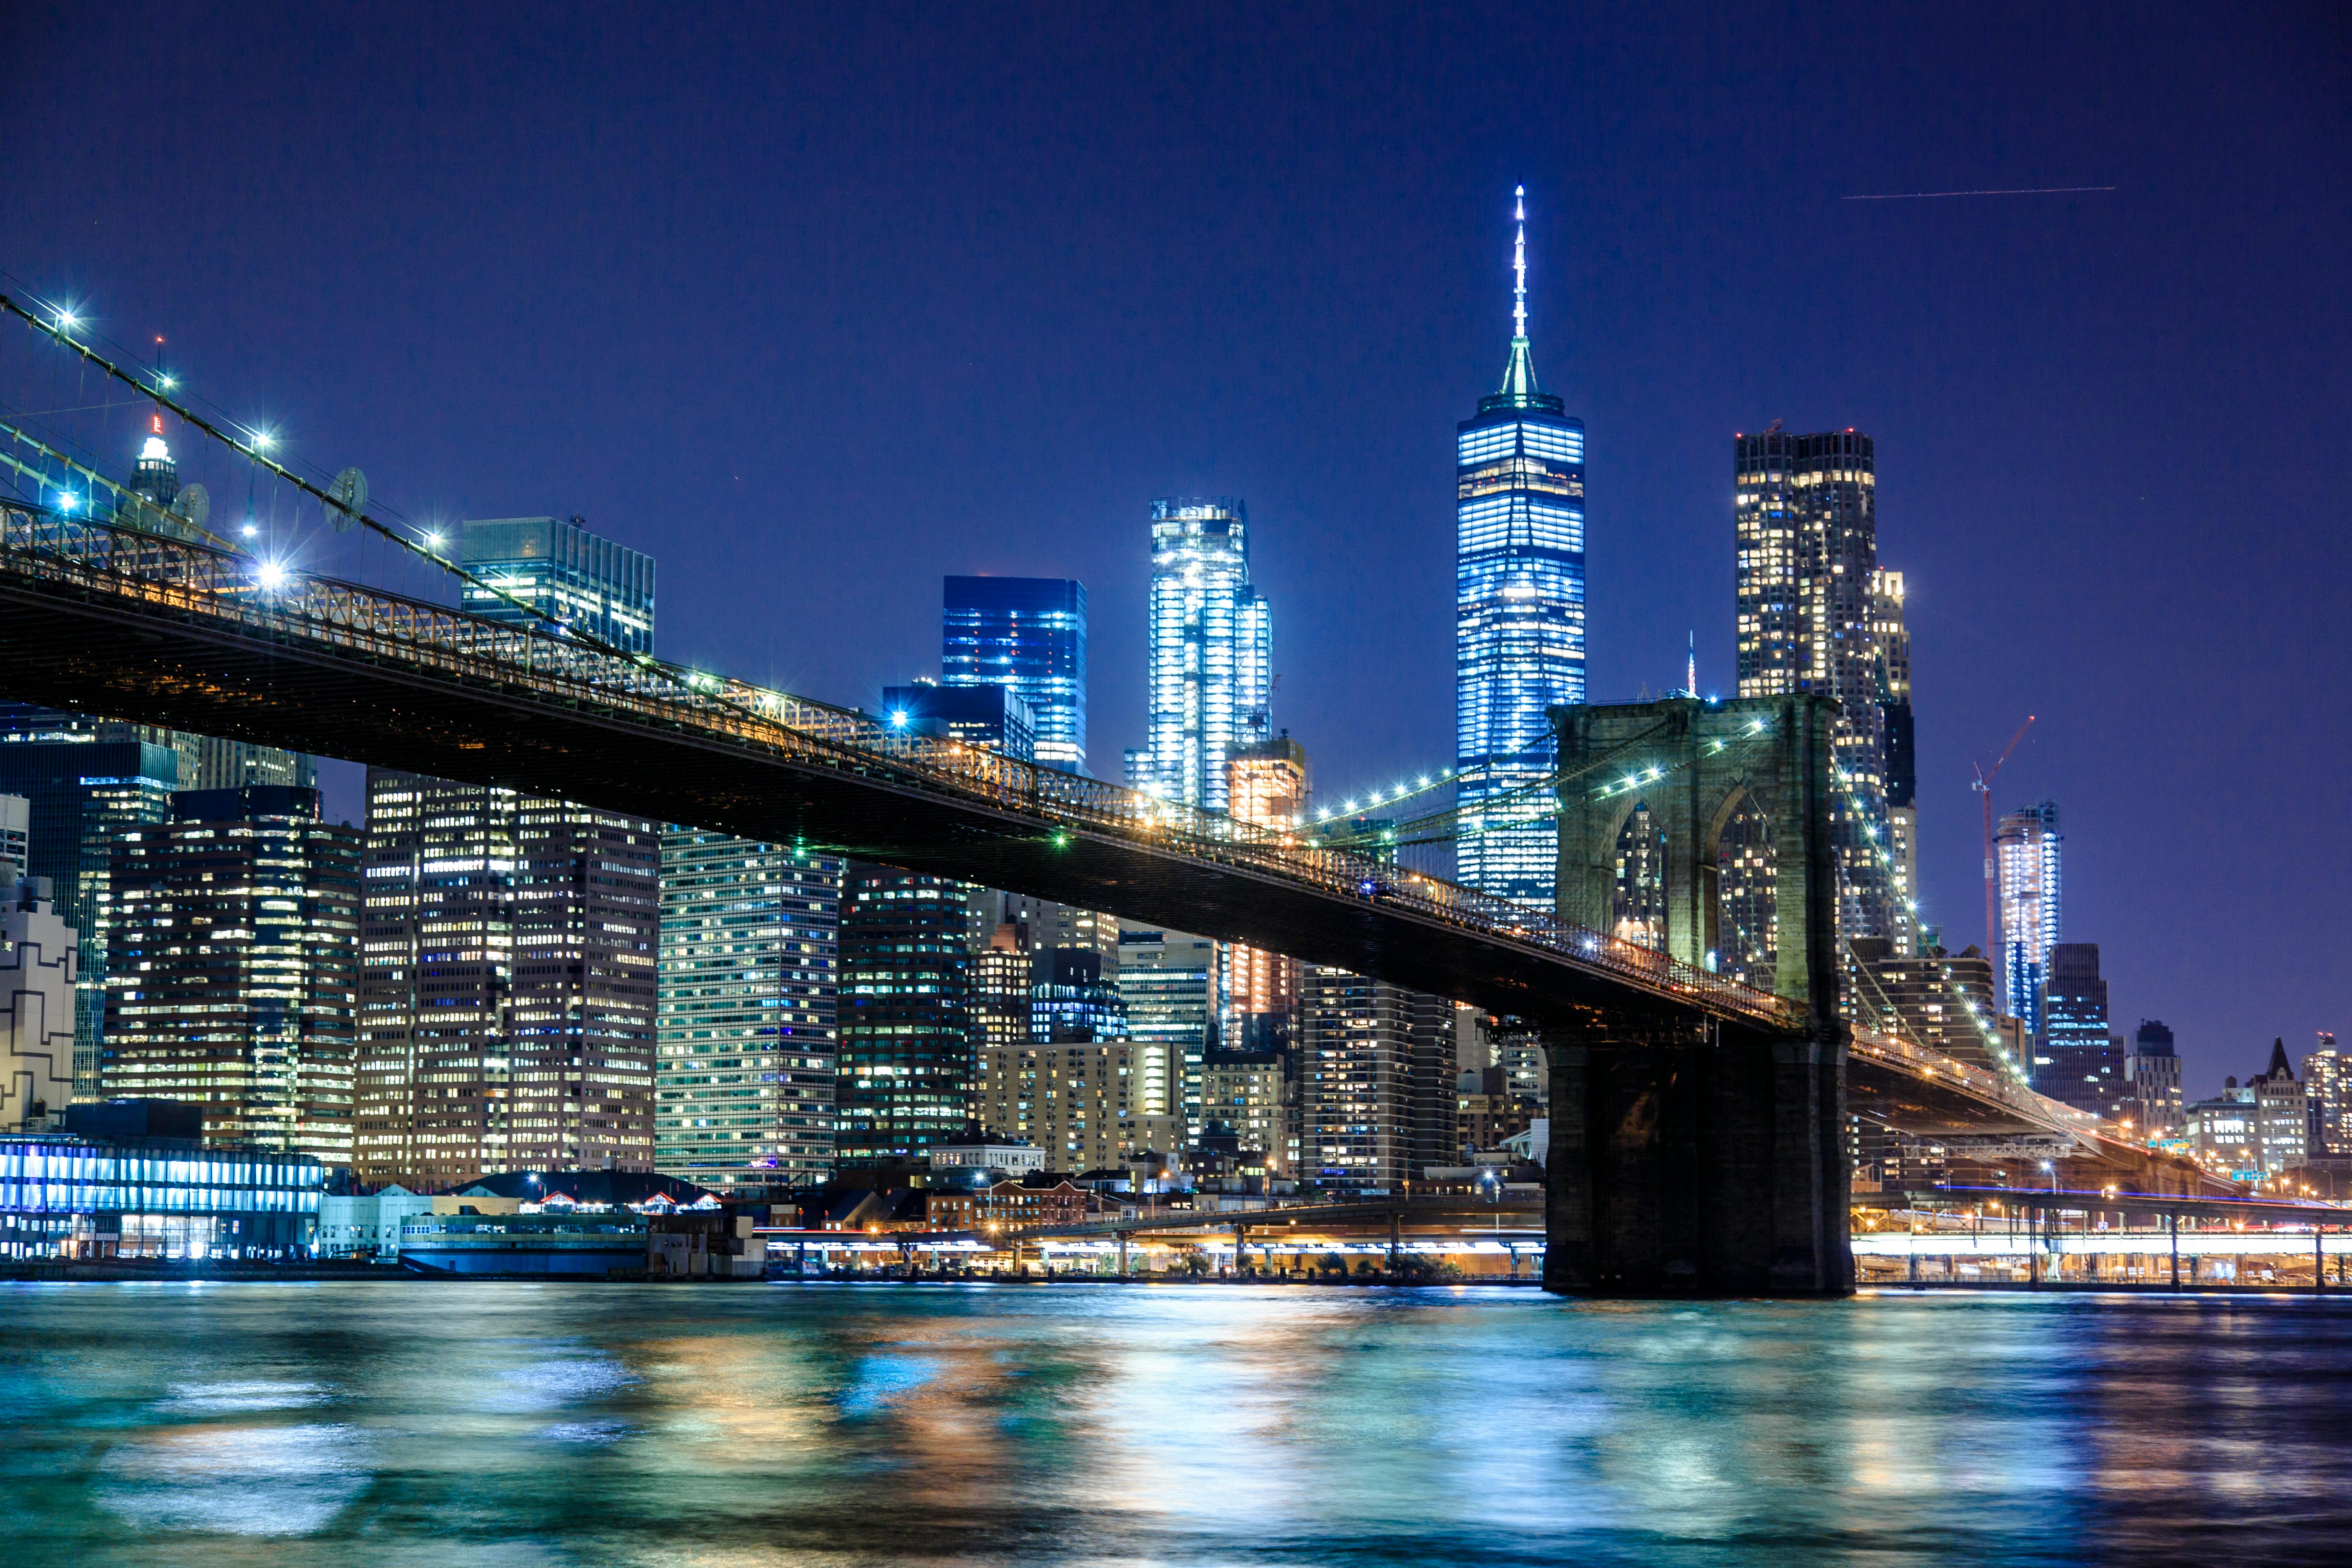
[{"left": 0, "top": 506, "right": 2223, "bottom": 1208}]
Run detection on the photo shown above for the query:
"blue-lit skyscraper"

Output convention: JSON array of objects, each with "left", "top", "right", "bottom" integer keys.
[
  {"left": 1456, "top": 188, "right": 1585, "bottom": 905},
  {"left": 461, "top": 517, "right": 655, "bottom": 654},
  {"left": 1997, "top": 800, "right": 2062, "bottom": 1035},
  {"left": 1126, "top": 499, "right": 1272, "bottom": 813},
  {"left": 942, "top": 577, "right": 1087, "bottom": 771}
]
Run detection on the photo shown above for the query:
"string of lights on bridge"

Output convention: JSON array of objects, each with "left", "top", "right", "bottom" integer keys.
[{"left": 1826, "top": 765, "right": 2036, "bottom": 1089}]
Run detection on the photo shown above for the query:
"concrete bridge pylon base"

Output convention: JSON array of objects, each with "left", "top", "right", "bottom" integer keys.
[{"left": 1544, "top": 1018, "right": 1854, "bottom": 1297}]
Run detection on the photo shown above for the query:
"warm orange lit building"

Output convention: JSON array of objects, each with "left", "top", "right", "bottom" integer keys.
[{"left": 1221, "top": 737, "right": 1310, "bottom": 1050}]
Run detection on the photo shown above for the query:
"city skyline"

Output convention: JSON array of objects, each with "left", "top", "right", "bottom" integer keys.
[{"left": 7, "top": 4, "right": 2342, "bottom": 1103}]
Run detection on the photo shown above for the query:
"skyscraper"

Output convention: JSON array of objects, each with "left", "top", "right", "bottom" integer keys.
[
  {"left": 1873, "top": 568, "right": 1916, "bottom": 946},
  {"left": 1126, "top": 499, "right": 1272, "bottom": 812},
  {"left": 0, "top": 866, "right": 75, "bottom": 1131},
  {"left": 1300, "top": 968, "right": 1458, "bottom": 1190},
  {"left": 99, "top": 787, "right": 361, "bottom": 1164},
  {"left": 1221, "top": 735, "right": 1310, "bottom": 1053},
  {"left": 461, "top": 516, "right": 655, "bottom": 653},
  {"left": 2129, "top": 1020, "right": 2185, "bottom": 1137},
  {"left": 2249, "top": 1039, "right": 2308, "bottom": 1175},
  {"left": 835, "top": 864, "right": 972, "bottom": 1163},
  {"left": 0, "top": 739, "right": 180, "bottom": 1099},
  {"left": 2034, "top": 942, "right": 2123, "bottom": 1117},
  {"left": 655, "top": 832, "right": 841, "bottom": 1194},
  {"left": 1854, "top": 938, "right": 2002, "bottom": 1074},
  {"left": 353, "top": 773, "right": 659, "bottom": 1186},
  {"left": 942, "top": 577, "right": 1087, "bottom": 770},
  {"left": 1734, "top": 428, "right": 1904, "bottom": 942},
  {"left": 1115, "top": 924, "right": 1212, "bottom": 1141},
  {"left": 976, "top": 1036, "right": 1179, "bottom": 1174},
  {"left": 0, "top": 704, "right": 313, "bottom": 800},
  {"left": 1996, "top": 801, "right": 2062, "bottom": 1033},
  {"left": 1456, "top": 187, "right": 1585, "bottom": 907},
  {"left": 2305, "top": 1032, "right": 2348, "bottom": 1158},
  {"left": 0, "top": 794, "right": 27, "bottom": 876}
]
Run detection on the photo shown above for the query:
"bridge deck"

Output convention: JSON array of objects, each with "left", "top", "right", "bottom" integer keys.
[{"left": 0, "top": 506, "right": 2216, "bottom": 1173}]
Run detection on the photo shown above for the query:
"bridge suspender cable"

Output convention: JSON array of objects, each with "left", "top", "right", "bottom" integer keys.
[
  {"left": 0, "top": 291, "right": 868, "bottom": 769},
  {"left": 0, "top": 292, "right": 623, "bottom": 664}
]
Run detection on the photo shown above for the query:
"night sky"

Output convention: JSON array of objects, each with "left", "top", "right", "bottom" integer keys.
[{"left": 9, "top": 2, "right": 2347, "bottom": 1094}]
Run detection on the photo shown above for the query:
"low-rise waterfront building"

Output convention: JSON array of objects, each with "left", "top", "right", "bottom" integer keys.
[
  {"left": 313, "top": 1183, "right": 523, "bottom": 1261},
  {"left": 0, "top": 1099, "right": 324, "bottom": 1258}
]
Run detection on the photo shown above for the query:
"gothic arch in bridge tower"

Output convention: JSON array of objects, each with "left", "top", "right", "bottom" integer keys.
[{"left": 1555, "top": 694, "right": 1842, "bottom": 1022}]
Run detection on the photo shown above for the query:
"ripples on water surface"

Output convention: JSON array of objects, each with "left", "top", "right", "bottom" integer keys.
[{"left": 4, "top": 1282, "right": 2350, "bottom": 1565}]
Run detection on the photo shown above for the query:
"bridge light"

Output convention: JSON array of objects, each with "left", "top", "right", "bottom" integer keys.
[
  {"left": 241, "top": 523, "right": 258, "bottom": 538},
  {"left": 1417, "top": 776, "right": 1430, "bottom": 789},
  {"left": 256, "top": 561, "right": 288, "bottom": 590},
  {"left": 157, "top": 374, "right": 176, "bottom": 389},
  {"left": 253, "top": 431, "right": 274, "bottom": 450},
  {"left": 56, "top": 310, "right": 78, "bottom": 330},
  {"left": 889, "top": 710, "right": 909, "bottom": 728},
  {"left": 55, "top": 492, "right": 78, "bottom": 512},
  {"left": 423, "top": 530, "right": 442, "bottom": 548}
]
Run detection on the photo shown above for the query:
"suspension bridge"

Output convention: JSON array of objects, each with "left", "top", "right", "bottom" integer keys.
[{"left": 0, "top": 291, "right": 2230, "bottom": 1296}]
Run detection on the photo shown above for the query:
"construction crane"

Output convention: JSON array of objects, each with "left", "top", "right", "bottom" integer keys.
[{"left": 1972, "top": 715, "right": 2037, "bottom": 981}]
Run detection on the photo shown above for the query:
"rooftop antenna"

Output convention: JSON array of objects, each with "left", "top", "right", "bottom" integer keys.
[
  {"left": 1686, "top": 632, "right": 1697, "bottom": 698},
  {"left": 1512, "top": 185, "right": 1528, "bottom": 340}
]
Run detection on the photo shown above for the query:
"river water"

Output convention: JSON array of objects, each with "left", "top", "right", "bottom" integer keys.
[{"left": 3, "top": 1281, "right": 2350, "bottom": 1565}]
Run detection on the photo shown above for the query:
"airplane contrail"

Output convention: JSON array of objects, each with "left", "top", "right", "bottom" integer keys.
[{"left": 1844, "top": 185, "right": 2117, "bottom": 200}]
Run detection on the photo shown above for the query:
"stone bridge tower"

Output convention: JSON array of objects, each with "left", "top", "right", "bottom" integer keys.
[{"left": 1543, "top": 694, "right": 1853, "bottom": 1296}]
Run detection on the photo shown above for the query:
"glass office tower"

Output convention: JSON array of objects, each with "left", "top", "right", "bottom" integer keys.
[
  {"left": 1456, "top": 189, "right": 1585, "bottom": 906},
  {"left": 942, "top": 577, "right": 1087, "bottom": 770},
  {"left": 1734, "top": 428, "right": 1903, "bottom": 944},
  {"left": 656, "top": 832, "right": 840, "bottom": 1193},
  {"left": 2035, "top": 941, "right": 2123, "bottom": 1116},
  {"left": 461, "top": 516, "right": 655, "bottom": 653},
  {"left": 835, "top": 864, "right": 973, "bottom": 1163},
  {"left": 0, "top": 739, "right": 182, "bottom": 1100},
  {"left": 99, "top": 787, "right": 361, "bottom": 1164},
  {"left": 353, "top": 773, "right": 660, "bottom": 1188},
  {"left": 1127, "top": 499, "right": 1272, "bottom": 813}
]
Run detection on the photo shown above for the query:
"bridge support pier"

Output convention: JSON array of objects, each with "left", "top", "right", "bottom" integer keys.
[{"left": 1543, "top": 1016, "right": 1852, "bottom": 1297}]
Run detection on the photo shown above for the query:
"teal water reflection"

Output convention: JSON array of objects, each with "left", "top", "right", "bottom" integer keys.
[{"left": 4, "top": 1282, "right": 2349, "bottom": 1564}]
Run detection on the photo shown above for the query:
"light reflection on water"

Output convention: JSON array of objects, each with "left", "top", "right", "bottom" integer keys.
[{"left": 4, "top": 1281, "right": 2351, "bottom": 1565}]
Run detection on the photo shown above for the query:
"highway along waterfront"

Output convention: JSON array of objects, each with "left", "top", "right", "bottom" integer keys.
[{"left": 5, "top": 1281, "right": 2352, "bottom": 1565}]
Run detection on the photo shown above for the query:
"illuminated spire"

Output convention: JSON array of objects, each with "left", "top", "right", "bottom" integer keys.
[
  {"left": 1687, "top": 632, "right": 1698, "bottom": 698},
  {"left": 1513, "top": 184, "right": 1528, "bottom": 340},
  {"left": 1486, "top": 183, "right": 1555, "bottom": 410}
]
